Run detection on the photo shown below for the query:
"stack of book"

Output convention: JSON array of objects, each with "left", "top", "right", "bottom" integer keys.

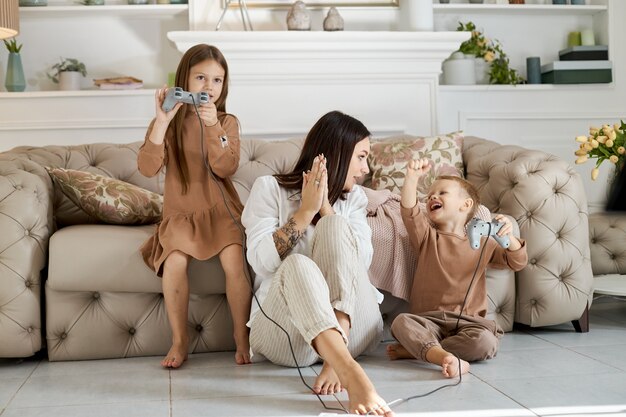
[
  {"left": 541, "top": 45, "right": 611, "bottom": 84},
  {"left": 93, "top": 76, "right": 143, "bottom": 90}
]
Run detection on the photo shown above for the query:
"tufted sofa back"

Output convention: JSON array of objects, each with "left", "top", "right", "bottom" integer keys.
[{"left": 463, "top": 136, "right": 594, "bottom": 326}]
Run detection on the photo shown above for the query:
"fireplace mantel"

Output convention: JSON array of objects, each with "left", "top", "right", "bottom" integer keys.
[{"left": 167, "top": 31, "right": 469, "bottom": 138}]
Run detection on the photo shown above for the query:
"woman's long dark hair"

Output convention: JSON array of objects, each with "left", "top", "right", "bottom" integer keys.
[
  {"left": 275, "top": 111, "right": 371, "bottom": 207},
  {"left": 170, "top": 44, "right": 230, "bottom": 194}
]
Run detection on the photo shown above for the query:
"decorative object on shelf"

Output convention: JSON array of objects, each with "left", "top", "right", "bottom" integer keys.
[
  {"left": 19, "top": 0, "right": 47, "bottom": 6},
  {"left": 439, "top": 0, "right": 449, "bottom": 3},
  {"left": 442, "top": 51, "right": 476, "bottom": 85},
  {"left": 567, "top": 31, "right": 582, "bottom": 47},
  {"left": 323, "top": 7, "right": 344, "bottom": 31},
  {"left": 508, "top": 0, "right": 524, "bottom": 4},
  {"left": 287, "top": 1, "right": 311, "bottom": 31},
  {"left": 0, "top": 0, "right": 19, "bottom": 40},
  {"left": 469, "top": 0, "right": 484, "bottom": 3},
  {"left": 4, "top": 38, "right": 25, "bottom": 92},
  {"left": 552, "top": 0, "right": 567, "bottom": 4},
  {"left": 541, "top": 60, "right": 612, "bottom": 84},
  {"left": 580, "top": 29, "right": 595, "bottom": 46},
  {"left": 169, "top": 0, "right": 188, "bottom": 3},
  {"left": 156, "top": 0, "right": 170, "bottom": 3},
  {"left": 400, "top": 0, "right": 433, "bottom": 31},
  {"left": 215, "top": 0, "right": 253, "bottom": 31},
  {"left": 128, "top": 0, "right": 149, "bottom": 4},
  {"left": 80, "top": 0, "right": 104, "bottom": 4},
  {"left": 559, "top": 45, "right": 607, "bottom": 61},
  {"left": 455, "top": 21, "right": 524, "bottom": 85},
  {"left": 570, "top": 0, "right": 585, "bottom": 4},
  {"left": 526, "top": 56, "right": 541, "bottom": 84},
  {"left": 94, "top": 76, "right": 143, "bottom": 90},
  {"left": 48, "top": 57, "right": 87, "bottom": 91},
  {"left": 574, "top": 121, "right": 625, "bottom": 185}
]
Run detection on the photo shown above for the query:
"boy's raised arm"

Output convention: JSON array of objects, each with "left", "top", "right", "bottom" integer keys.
[{"left": 401, "top": 158, "right": 431, "bottom": 209}]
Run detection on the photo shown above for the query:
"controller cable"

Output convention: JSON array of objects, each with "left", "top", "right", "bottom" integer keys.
[
  {"left": 190, "top": 97, "right": 345, "bottom": 414},
  {"left": 190, "top": 96, "right": 490, "bottom": 415}
]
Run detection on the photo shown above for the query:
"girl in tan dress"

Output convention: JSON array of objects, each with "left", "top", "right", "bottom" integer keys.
[{"left": 137, "top": 44, "right": 251, "bottom": 368}]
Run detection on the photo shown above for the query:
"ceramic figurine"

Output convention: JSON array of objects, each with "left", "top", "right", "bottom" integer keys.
[
  {"left": 323, "top": 7, "right": 344, "bottom": 31},
  {"left": 287, "top": 1, "right": 311, "bottom": 31}
]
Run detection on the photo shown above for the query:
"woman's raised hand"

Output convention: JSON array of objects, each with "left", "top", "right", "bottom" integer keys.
[{"left": 300, "top": 155, "right": 327, "bottom": 221}]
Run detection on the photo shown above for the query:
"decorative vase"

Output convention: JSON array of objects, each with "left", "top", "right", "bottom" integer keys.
[
  {"left": 400, "top": 0, "right": 433, "bottom": 31},
  {"left": 58, "top": 71, "right": 82, "bottom": 91},
  {"left": 474, "top": 57, "right": 490, "bottom": 84},
  {"left": 128, "top": 0, "right": 148, "bottom": 3},
  {"left": 82, "top": 0, "right": 104, "bottom": 4},
  {"left": 442, "top": 52, "right": 476, "bottom": 85},
  {"left": 5, "top": 52, "right": 26, "bottom": 92}
]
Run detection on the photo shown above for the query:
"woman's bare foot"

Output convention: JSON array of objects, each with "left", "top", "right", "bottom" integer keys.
[
  {"left": 441, "top": 354, "right": 470, "bottom": 378},
  {"left": 161, "top": 342, "right": 188, "bottom": 369},
  {"left": 338, "top": 361, "right": 394, "bottom": 416},
  {"left": 234, "top": 329, "right": 251, "bottom": 365},
  {"left": 313, "top": 362, "right": 344, "bottom": 395},
  {"left": 386, "top": 343, "right": 415, "bottom": 360}
]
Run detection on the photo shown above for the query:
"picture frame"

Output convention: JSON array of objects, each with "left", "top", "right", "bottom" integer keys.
[{"left": 223, "top": 0, "right": 399, "bottom": 8}]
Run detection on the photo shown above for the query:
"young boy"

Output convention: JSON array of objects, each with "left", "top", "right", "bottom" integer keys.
[{"left": 387, "top": 158, "right": 528, "bottom": 378}]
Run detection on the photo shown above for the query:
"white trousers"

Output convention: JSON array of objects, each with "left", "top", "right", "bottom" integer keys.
[{"left": 249, "top": 215, "right": 383, "bottom": 367}]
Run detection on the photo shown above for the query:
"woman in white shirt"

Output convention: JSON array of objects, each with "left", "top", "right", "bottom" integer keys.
[{"left": 242, "top": 111, "right": 393, "bottom": 416}]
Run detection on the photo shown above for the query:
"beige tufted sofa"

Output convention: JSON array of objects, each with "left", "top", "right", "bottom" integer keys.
[
  {"left": 0, "top": 136, "right": 594, "bottom": 360},
  {"left": 588, "top": 213, "right": 626, "bottom": 296}
]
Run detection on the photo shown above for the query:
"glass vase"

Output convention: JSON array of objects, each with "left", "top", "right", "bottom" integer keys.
[{"left": 5, "top": 52, "right": 26, "bottom": 92}]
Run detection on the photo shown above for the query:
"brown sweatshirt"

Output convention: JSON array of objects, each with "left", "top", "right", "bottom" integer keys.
[{"left": 401, "top": 203, "right": 528, "bottom": 318}]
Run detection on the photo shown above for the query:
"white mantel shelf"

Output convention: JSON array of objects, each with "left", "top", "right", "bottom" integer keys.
[
  {"left": 168, "top": 30, "right": 469, "bottom": 58},
  {"left": 166, "top": 31, "right": 469, "bottom": 137}
]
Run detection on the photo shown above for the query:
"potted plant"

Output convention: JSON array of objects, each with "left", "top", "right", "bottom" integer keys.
[
  {"left": 456, "top": 21, "right": 524, "bottom": 85},
  {"left": 3, "top": 38, "right": 26, "bottom": 92},
  {"left": 47, "top": 57, "right": 87, "bottom": 91}
]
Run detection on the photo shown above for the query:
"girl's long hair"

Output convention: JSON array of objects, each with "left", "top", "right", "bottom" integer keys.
[
  {"left": 275, "top": 111, "right": 371, "bottom": 207},
  {"left": 169, "top": 44, "right": 230, "bottom": 194}
]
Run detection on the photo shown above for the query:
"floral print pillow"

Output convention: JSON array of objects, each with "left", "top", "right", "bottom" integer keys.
[
  {"left": 46, "top": 167, "right": 162, "bottom": 225},
  {"left": 368, "top": 132, "right": 464, "bottom": 200}
]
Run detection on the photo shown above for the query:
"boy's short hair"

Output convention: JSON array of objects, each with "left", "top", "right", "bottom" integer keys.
[{"left": 437, "top": 175, "right": 481, "bottom": 221}]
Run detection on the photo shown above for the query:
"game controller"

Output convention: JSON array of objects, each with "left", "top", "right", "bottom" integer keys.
[
  {"left": 161, "top": 87, "right": 209, "bottom": 112},
  {"left": 467, "top": 218, "right": 510, "bottom": 250}
]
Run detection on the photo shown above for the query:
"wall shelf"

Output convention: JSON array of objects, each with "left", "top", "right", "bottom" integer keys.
[
  {"left": 439, "top": 83, "right": 614, "bottom": 92},
  {"left": 433, "top": 4, "right": 607, "bottom": 16},
  {"left": 18, "top": 4, "right": 188, "bottom": 18},
  {"left": 0, "top": 89, "right": 157, "bottom": 99}
]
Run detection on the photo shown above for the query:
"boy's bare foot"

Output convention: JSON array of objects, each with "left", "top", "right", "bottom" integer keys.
[
  {"left": 441, "top": 354, "right": 470, "bottom": 378},
  {"left": 338, "top": 361, "right": 394, "bottom": 416},
  {"left": 161, "top": 342, "right": 188, "bottom": 369},
  {"left": 313, "top": 362, "right": 344, "bottom": 395},
  {"left": 234, "top": 329, "right": 251, "bottom": 365},
  {"left": 386, "top": 343, "right": 415, "bottom": 360}
]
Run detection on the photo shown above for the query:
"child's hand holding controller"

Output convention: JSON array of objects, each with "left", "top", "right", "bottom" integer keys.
[
  {"left": 492, "top": 214, "right": 522, "bottom": 251},
  {"left": 196, "top": 98, "right": 218, "bottom": 127},
  {"left": 155, "top": 85, "right": 182, "bottom": 122},
  {"left": 401, "top": 158, "right": 430, "bottom": 209}
]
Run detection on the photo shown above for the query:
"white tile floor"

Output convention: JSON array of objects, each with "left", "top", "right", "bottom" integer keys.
[{"left": 1, "top": 299, "right": 626, "bottom": 417}]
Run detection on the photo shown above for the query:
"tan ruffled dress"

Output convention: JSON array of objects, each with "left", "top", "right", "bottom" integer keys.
[{"left": 137, "top": 111, "right": 244, "bottom": 276}]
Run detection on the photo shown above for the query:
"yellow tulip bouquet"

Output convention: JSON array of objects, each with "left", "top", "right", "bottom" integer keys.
[{"left": 575, "top": 121, "right": 625, "bottom": 181}]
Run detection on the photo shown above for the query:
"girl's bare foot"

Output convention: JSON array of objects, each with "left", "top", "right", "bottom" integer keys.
[
  {"left": 441, "top": 354, "right": 470, "bottom": 378},
  {"left": 234, "top": 329, "right": 251, "bottom": 365},
  {"left": 161, "top": 342, "right": 188, "bottom": 369},
  {"left": 313, "top": 362, "right": 344, "bottom": 395},
  {"left": 386, "top": 343, "right": 415, "bottom": 360},
  {"left": 338, "top": 361, "right": 394, "bottom": 416}
]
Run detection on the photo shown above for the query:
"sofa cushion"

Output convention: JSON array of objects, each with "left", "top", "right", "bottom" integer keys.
[
  {"left": 46, "top": 167, "right": 162, "bottom": 225},
  {"left": 47, "top": 224, "right": 226, "bottom": 294},
  {"left": 368, "top": 132, "right": 464, "bottom": 199}
]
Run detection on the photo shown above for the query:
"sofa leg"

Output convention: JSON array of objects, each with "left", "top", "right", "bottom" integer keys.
[{"left": 571, "top": 302, "right": 590, "bottom": 333}]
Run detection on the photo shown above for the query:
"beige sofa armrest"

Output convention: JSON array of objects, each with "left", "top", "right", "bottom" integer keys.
[
  {"left": 0, "top": 156, "right": 54, "bottom": 357},
  {"left": 463, "top": 136, "right": 593, "bottom": 328},
  {"left": 589, "top": 212, "right": 626, "bottom": 276}
]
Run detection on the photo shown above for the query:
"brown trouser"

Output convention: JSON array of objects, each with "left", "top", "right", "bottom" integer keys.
[{"left": 390, "top": 311, "right": 504, "bottom": 362}]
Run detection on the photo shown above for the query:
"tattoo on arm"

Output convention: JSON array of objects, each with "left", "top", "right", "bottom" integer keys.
[{"left": 272, "top": 217, "right": 303, "bottom": 260}]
